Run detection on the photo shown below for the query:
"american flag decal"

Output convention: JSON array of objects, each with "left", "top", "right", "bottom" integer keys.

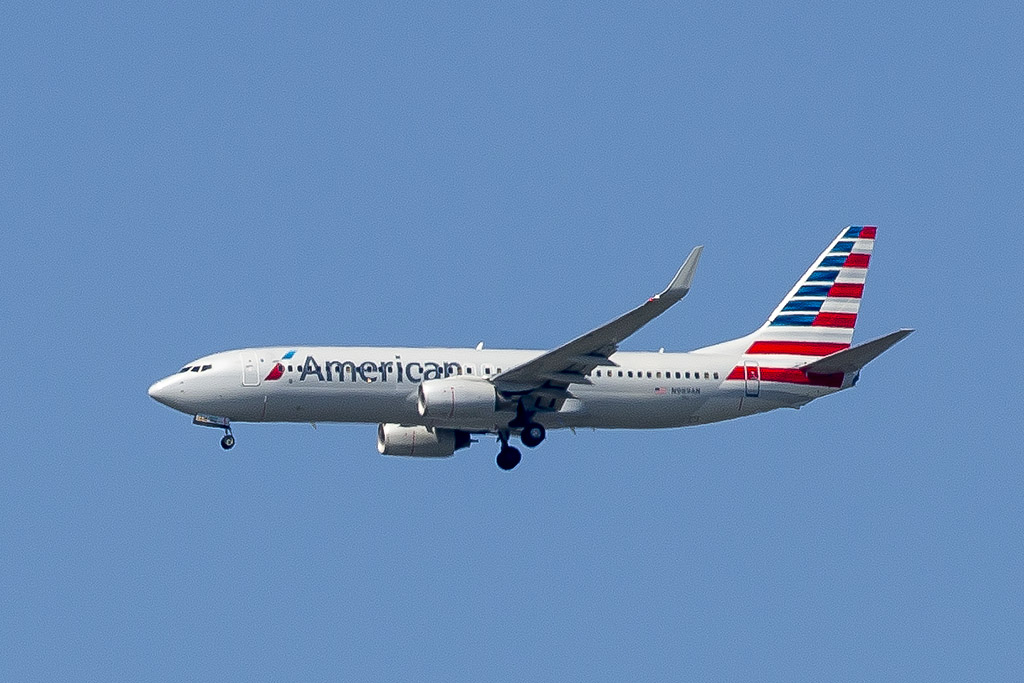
[{"left": 654, "top": 387, "right": 666, "bottom": 394}]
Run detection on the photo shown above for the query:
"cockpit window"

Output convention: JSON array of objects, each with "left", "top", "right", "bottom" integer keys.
[
  {"left": 201, "top": 365, "right": 212, "bottom": 371},
  {"left": 191, "top": 366, "right": 201, "bottom": 372},
  {"left": 179, "top": 366, "right": 191, "bottom": 373}
]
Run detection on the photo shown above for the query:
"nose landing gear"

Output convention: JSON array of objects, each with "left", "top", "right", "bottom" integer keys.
[{"left": 193, "top": 414, "right": 235, "bottom": 450}]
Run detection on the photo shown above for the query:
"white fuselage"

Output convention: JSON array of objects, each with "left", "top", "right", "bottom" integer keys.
[
  {"left": 147, "top": 345, "right": 841, "bottom": 432},
  {"left": 147, "top": 227, "right": 906, "bottom": 468}
]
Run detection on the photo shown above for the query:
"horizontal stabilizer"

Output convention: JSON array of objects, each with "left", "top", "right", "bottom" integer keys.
[{"left": 800, "top": 329, "right": 914, "bottom": 375}]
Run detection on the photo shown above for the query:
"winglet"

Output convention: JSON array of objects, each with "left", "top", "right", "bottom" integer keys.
[{"left": 659, "top": 246, "right": 703, "bottom": 299}]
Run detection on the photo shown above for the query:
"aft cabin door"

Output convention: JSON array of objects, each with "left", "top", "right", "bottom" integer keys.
[
  {"left": 744, "top": 361, "right": 760, "bottom": 397},
  {"left": 241, "top": 350, "right": 261, "bottom": 386}
]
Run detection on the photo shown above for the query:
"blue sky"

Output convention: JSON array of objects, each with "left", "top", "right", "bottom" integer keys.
[{"left": 2, "top": 2, "right": 1022, "bottom": 680}]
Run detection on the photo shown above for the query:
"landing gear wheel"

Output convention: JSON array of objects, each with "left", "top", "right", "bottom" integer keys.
[
  {"left": 496, "top": 446, "right": 522, "bottom": 471},
  {"left": 520, "top": 422, "right": 546, "bottom": 448},
  {"left": 220, "top": 434, "right": 235, "bottom": 450}
]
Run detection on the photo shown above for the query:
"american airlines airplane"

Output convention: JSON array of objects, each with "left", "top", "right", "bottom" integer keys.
[{"left": 149, "top": 226, "right": 911, "bottom": 470}]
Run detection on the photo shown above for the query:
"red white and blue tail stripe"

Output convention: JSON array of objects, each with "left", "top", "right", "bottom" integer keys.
[
  {"left": 710, "top": 226, "right": 877, "bottom": 389},
  {"left": 750, "top": 225, "right": 875, "bottom": 353}
]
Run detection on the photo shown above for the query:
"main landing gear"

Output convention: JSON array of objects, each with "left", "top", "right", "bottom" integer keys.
[
  {"left": 520, "top": 422, "right": 546, "bottom": 448},
  {"left": 496, "top": 443, "right": 521, "bottom": 471},
  {"left": 495, "top": 431, "right": 520, "bottom": 470},
  {"left": 495, "top": 419, "right": 547, "bottom": 470}
]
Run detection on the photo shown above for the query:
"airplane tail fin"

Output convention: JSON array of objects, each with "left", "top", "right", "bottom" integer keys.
[
  {"left": 694, "top": 226, "right": 912, "bottom": 392},
  {"left": 696, "top": 226, "right": 878, "bottom": 357},
  {"left": 747, "top": 225, "right": 876, "bottom": 353},
  {"left": 695, "top": 226, "right": 895, "bottom": 368}
]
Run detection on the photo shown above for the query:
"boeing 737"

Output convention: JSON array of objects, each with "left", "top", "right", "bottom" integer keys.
[{"left": 149, "top": 226, "right": 912, "bottom": 470}]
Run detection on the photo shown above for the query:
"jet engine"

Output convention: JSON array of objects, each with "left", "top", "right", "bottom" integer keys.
[
  {"left": 417, "top": 378, "right": 503, "bottom": 421},
  {"left": 377, "top": 423, "right": 471, "bottom": 457}
]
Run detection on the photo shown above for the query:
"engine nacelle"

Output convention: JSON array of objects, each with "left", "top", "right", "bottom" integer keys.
[
  {"left": 377, "top": 423, "right": 471, "bottom": 458},
  {"left": 417, "top": 378, "right": 500, "bottom": 421}
]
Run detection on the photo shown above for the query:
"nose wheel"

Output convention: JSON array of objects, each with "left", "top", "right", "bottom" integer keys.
[{"left": 220, "top": 433, "right": 235, "bottom": 450}]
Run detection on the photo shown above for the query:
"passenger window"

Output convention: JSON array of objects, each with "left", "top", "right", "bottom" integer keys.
[
  {"left": 675, "top": 372, "right": 681, "bottom": 379},
  {"left": 646, "top": 371, "right": 652, "bottom": 378},
  {"left": 617, "top": 371, "right": 623, "bottom": 377},
  {"left": 713, "top": 372, "right": 719, "bottom": 379},
  {"left": 685, "top": 372, "right": 690, "bottom": 379},
  {"left": 288, "top": 365, "right": 293, "bottom": 372},
  {"left": 627, "top": 371, "right": 633, "bottom": 378},
  {"left": 704, "top": 372, "right": 709, "bottom": 379},
  {"left": 656, "top": 372, "right": 661, "bottom": 378},
  {"left": 596, "top": 370, "right": 601, "bottom": 377},
  {"left": 466, "top": 367, "right": 473, "bottom": 374}
]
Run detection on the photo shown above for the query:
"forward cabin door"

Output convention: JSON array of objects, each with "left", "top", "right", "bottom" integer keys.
[
  {"left": 744, "top": 361, "right": 760, "bottom": 397},
  {"left": 241, "top": 350, "right": 261, "bottom": 386}
]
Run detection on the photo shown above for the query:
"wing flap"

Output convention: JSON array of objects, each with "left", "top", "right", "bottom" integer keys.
[{"left": 539, "top": 371, "right": 593, "bottom": 385}]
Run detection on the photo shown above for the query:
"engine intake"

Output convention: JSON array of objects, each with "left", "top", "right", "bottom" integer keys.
[
  {"left": 417, "top": 377, "right": 500, "bottom": 421},
  {"left": 377, "top": 423, "right": 471, "bottom": 458}
]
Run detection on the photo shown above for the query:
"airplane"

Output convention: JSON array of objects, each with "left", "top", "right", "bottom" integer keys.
[{"left": 149, "top": 226, "right": 912, "bottom": 470}]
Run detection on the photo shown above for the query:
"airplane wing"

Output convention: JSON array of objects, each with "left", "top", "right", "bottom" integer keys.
[{"left": 493, "top": 246, "right": 703, "bottom": 409}]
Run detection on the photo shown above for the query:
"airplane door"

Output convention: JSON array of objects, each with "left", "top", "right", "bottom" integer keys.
[
  {"left": 241, "top": 350, "right": 261, "bottom": 387},
  {"left": 744, "top": 361, "right": 760, "bottom": 397}
]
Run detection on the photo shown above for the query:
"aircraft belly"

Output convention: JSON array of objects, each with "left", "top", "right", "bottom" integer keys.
[
  {"left": 178, "top": 388, "right": 265, "bottom": 422},
  {"left": 201, "top": 396, "right": 266, "bottom": 422},
  {"left": 541, "top": 391, "right": 709, "bottom": 430},
  {"left": 692, "top": 384, "right": 837, "bottom": 422},
  {"left": 260, "top": 383, "right": 419, "bottom": 424},
  {"left": 226, "top": 379, "right": 838, "bottom": 430}
]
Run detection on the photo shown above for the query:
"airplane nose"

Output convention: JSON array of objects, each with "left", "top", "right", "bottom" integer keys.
[{"left": 148, "top": 377, "right": 179, "bottom": 408}]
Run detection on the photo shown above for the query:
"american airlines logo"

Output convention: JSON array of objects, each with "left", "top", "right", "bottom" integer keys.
[{"left": 265, "top": 354, "right": 464, "bottom": 384}]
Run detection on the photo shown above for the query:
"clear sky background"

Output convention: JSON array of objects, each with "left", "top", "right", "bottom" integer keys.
[{"left": 2, "top": 2, "right": 1022, "bottom": 680}]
